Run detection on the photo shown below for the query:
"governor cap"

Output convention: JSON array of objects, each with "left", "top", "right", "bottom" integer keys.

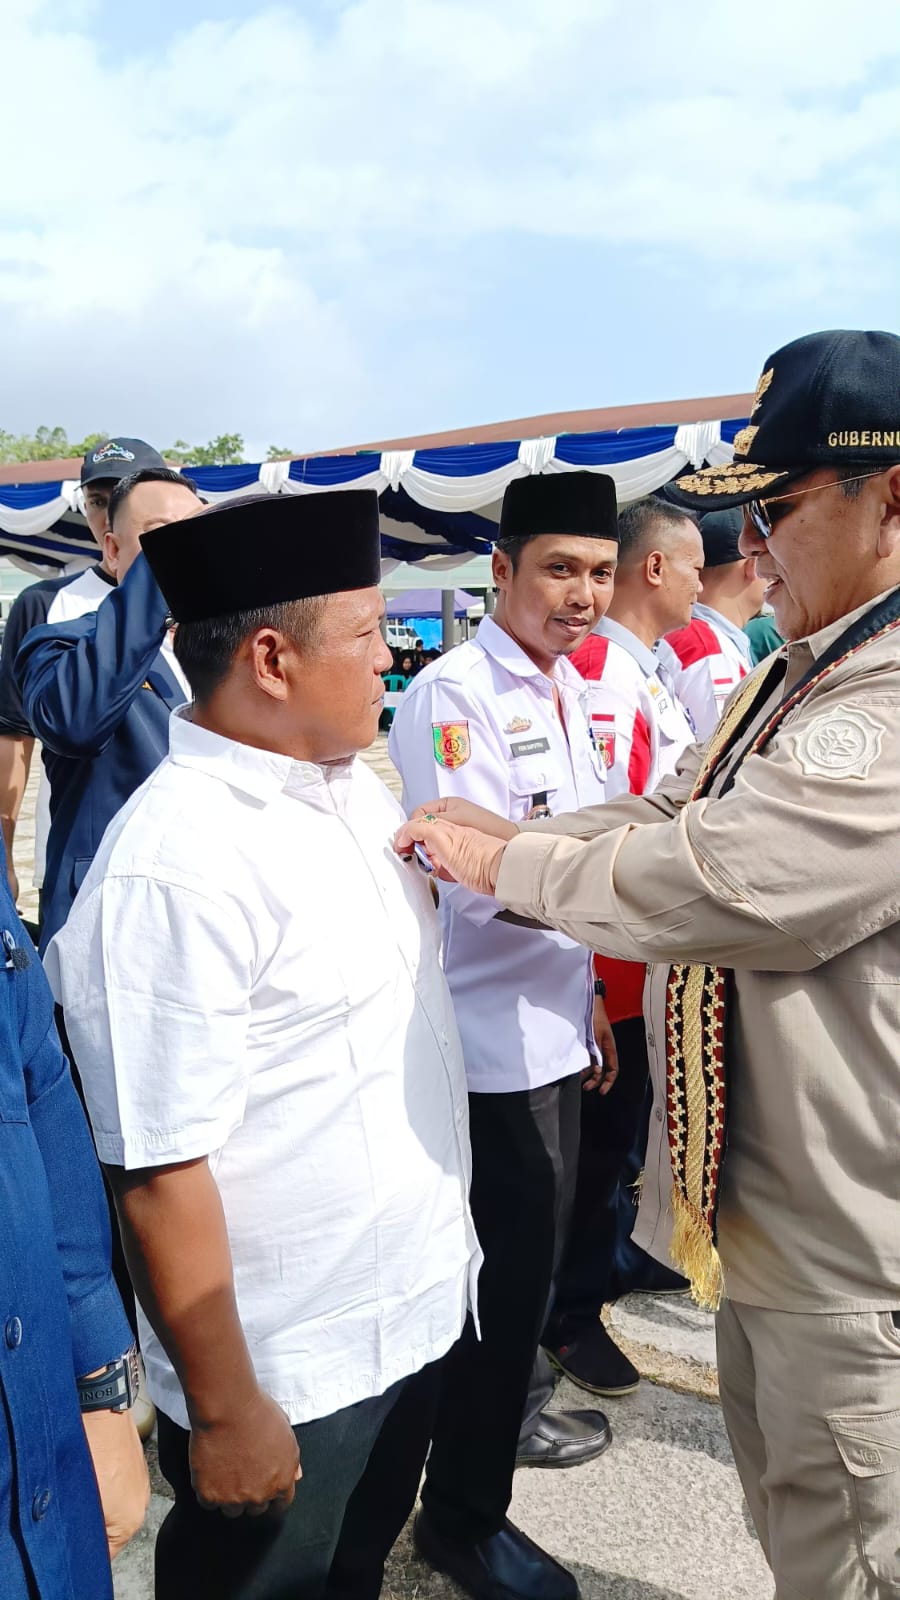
[{"left": 671, "top": 329, "right": 900, "bottom": 508}]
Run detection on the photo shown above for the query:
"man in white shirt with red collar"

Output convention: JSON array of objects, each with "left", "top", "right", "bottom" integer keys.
[
  {"left": 390, "top": 472, "right": 618, "bottom": 1600},
  {"left": 552, "top": 498, "right": 699, "bottom": 1397},
  {"left": 663, "top": 508, "right": 767, "bottom": 739},
  {"left": 573, "top": 498, "right": 700, "bottom": 797},
  {"left": 46, "top": 489, "right": 480, "bottom": 1600}
]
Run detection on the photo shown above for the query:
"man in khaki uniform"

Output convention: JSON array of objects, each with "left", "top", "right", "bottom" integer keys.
[{"left": 396, "top": 329, "right": 900, "bottom": 1600}]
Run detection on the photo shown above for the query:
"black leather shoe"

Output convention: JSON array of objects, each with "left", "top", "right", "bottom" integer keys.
[
  {"left": 546, "top": 1322, "right": 640, "bottom": 1397},
  {"left": 634, "top": 1263, "right": 690, "bottom": 1295},
  {"left": 514, "top": 1406, "right": 611, "bottom": 1469},
  {"left": 414, "top": 1509, "right": 578, "bottom": 1600},
  {"left": 608, "top": 1261, "right": 690, "bottom": 1299}
]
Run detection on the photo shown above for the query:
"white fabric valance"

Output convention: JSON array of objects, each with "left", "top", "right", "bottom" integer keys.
[{"left": 0, "top": 417, "right": 745, "bottom": 575}]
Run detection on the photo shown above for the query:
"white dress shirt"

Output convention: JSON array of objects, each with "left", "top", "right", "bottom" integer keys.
[
  {"left": 572, "top": 617, "right": 695, "bottom": 800},
  {"left": 570, "top": 617, "right": 698, "bottom": 1026},
  {"left": 46, "top": 712, "right": 480, "bottom": 1429},
  {"left": 661, "top": 602, "right": 754, "bottom": 740},
  {"left": 389, "top": 615, "right": 607, "bottom": 1094}
]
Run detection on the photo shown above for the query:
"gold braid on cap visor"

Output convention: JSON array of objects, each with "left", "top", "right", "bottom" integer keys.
[{"left": 673, "top": 462, "right": 790, "bottom": 497}]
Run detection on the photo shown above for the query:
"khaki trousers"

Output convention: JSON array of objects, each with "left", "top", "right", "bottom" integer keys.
[{"left": 716, "top": 1301, "right": 900, "bottom": 1599}]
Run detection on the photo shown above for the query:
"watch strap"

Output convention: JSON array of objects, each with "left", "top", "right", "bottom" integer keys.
[{"left": 77, "top": 1345, "right": 139, "bottom": 1414}]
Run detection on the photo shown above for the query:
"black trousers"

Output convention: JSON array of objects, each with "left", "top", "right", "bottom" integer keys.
[
  {"left": 155, "top": 1362, "right": 439, "bottom": 1600},
  {"left": 421, "top": 1073, "right": 581, "bottom": 1542},
  {"left": 546, "top": 1017, "right": 653, "bottom": 1343}
]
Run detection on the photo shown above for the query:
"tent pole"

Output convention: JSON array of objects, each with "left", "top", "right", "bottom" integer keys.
[{"left": 441, "top": 589, "right": 457, "bottom": 653}]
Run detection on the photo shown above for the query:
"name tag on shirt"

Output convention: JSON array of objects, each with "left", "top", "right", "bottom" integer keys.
[{"left": 509, "top": 736, "right": 551, "bottom": 758}]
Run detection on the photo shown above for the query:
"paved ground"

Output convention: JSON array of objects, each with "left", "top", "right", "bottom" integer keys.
[
  {"left": 12, "top": 741, "right": 771, "bottom": 1599},
  {"left": 112, "top": 1297, "right": 771, "bottom": 1600}
]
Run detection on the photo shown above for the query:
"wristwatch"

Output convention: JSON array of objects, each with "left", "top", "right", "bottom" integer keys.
[
  {"left": 77, "top": 1345, "right": 140, "bottom": 1414},
  {"left": 593, "top": 977, "right": 607, "bottom": 1000}
]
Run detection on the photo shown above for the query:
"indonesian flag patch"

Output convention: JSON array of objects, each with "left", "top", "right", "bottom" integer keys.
[
  {"left": 432, "top": 721, "right": 471, "bottom": 770},
  {"left": 591, "top": 713, "right": 616, "bottom": 769}
]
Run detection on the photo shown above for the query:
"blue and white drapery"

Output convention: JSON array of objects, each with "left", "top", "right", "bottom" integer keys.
[{"left": 0, "top": 418, "right": 746, "bottom": 576}]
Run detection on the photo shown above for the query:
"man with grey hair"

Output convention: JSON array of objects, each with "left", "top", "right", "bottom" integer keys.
[{"left": 396, "top": 329, "right": 900, "bottom": 1600}]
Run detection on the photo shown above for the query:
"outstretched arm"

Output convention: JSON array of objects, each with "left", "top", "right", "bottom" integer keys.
[
  {"left": 397, "top": 681, "right": 900, "bottom": 973},
  {"left": 18, "top": 555, "right": 169, "bottom": 758}
]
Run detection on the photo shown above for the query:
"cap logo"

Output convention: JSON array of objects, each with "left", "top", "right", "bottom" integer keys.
[
  {"left": 92, "top": 442, "right": 135, "bottom": 464},
  {"left": 827, "top": 431, "right": 897, "bottom": 448}
]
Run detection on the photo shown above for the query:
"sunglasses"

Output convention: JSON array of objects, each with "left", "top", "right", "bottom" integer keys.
[{"left": 747, "top": 470, "right": 885, "bottom": 540}]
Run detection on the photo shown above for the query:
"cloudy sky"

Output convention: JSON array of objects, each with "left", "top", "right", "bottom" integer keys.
[{"left": 2, "top": 0, "right": 899, "bottom": 459}]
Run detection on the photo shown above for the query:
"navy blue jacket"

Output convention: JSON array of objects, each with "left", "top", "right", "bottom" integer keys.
[
  {"left": 0, "top": 875, "right": 132, "bottom": 1598},
  {"left": 17, "top": 554, "right": 185, "bottom": 951},
  {"left": 0, "top": 569, "right": 100, "bottom": 735}
]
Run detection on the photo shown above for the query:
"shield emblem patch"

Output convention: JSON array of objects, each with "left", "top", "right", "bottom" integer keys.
[
  {"left": 590, "top": 713, "right": 616, "bottom": 770},
  {"left": 432, "top": 721, "right": 471, "bottom": 770}
]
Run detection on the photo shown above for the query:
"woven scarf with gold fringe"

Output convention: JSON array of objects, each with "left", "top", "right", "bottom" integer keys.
[{"left": 665, "top": 584, "right": 900, "bottom": 1310}]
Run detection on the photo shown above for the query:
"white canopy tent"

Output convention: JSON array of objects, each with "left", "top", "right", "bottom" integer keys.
[{"left": 0, "top": 417, "right": 746, "bottom": 578}]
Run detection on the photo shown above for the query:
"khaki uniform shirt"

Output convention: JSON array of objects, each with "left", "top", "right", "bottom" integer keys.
[{"left": 496, "top": 589, "right": 900, "bottom": 1313}]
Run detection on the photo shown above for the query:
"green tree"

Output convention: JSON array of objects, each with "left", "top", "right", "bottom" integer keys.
[
  {"left": 73, "top": 432, "right": 109, "bottom": 457},
  {"left": 165, "top": 433, "right": 245, "bottom": 466},
  {"left": 0, "top": 425, "right": 110, "bottom": 463},
  {"left": 0, "top": 427, "right": 248, "bottom": 467},
  {"left": 266, "top": 445, "right": 295, "bottom": 461}
]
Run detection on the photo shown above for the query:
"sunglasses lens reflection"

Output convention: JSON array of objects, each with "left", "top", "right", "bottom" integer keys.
[{"left": 749, "top": 502, "right": 770, "bottom": 539}]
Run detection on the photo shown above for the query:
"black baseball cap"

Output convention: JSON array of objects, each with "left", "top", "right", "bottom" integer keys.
[
  {"left": 81, "top": 437, "right": 166, "bottom": 487},
  {"left": 699, "top": 509, "right": 744, "bottom": 567},
  {"left": 671, "top": 329, "right": 900, "bottom": 508}
]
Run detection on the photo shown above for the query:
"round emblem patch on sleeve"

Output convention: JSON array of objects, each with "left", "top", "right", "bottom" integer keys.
[{"left": 795, "top": 705, "right": 886, "bottom": 781}]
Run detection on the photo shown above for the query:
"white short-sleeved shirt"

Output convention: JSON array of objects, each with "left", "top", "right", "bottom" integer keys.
[
  {"left": 661, "top": 602, "right": 753, "bottom": 740},
  {"left": 45, "top": 713, "right": 480, "bottom": 1429},
  {"left": 389, "top": 615, "right": 607, "bottom": 1094},
  {"left": 570, "top": 618, "right": 696, "bottom": 1024},
  {"left": 571, "top": 618, "right": 695, "bottom": 800}
]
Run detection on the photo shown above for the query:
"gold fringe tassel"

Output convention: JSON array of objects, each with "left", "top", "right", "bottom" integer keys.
[{"left": 669, "top": 1187, "right": 725, "bottom": 1312}]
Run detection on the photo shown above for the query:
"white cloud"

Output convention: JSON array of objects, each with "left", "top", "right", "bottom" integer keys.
[{"left": 1, "top": 0, "right": 898, "bottom": 454}]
